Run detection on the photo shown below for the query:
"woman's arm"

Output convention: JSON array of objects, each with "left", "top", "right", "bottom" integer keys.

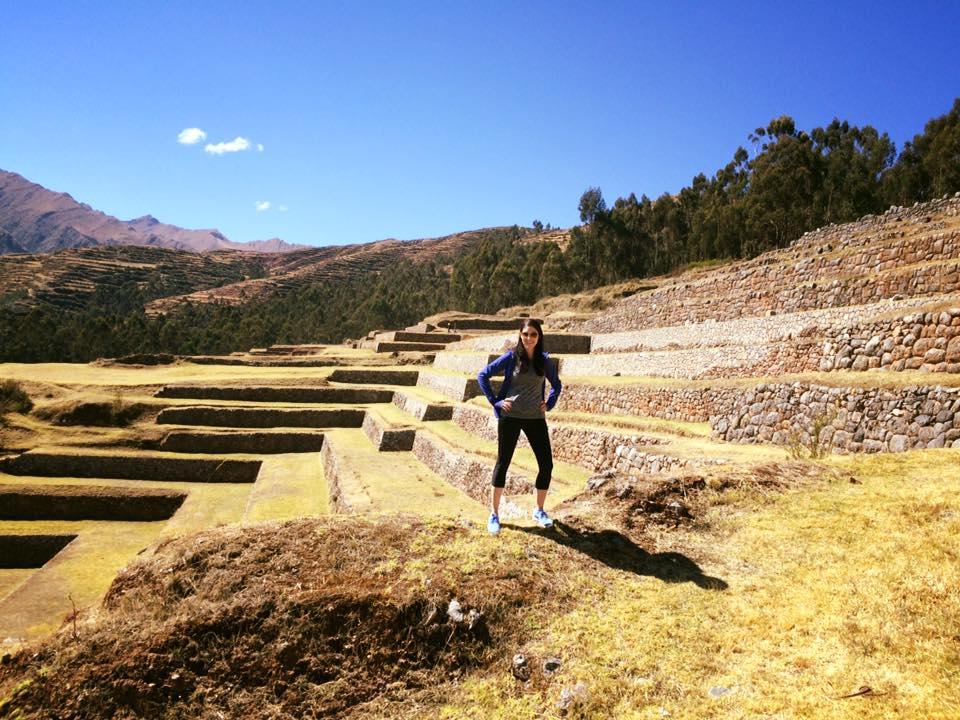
[
  {"left": 477, "top": 352, "right": 512, "bottom": 407},
  {"left": 544, "top": 356, "right": 562, "bottom": 411}
]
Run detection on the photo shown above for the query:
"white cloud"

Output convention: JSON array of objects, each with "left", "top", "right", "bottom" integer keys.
[
  {"left": 205, "top": 136, "right": 251, "bottom": 155},
  {"left": 255, "top": 200, "right": 271, "bottom": 212},
  {"left": 257, "top": 143, "right": 264, "bottom": 152},
  {"left": 177, "top": 127, "right": 207, "bottom": 145},
  {"left": 277, "top": 205, "right": 288, "bottom": 212}
]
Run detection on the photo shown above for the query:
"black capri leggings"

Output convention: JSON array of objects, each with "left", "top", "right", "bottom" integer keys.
[{"left": 491, "top": 416, "right": 553, "bottom": 490}]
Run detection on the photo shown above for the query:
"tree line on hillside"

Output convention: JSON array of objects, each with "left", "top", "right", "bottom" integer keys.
[
  {"left": 562, "top": 97, "right": 960, "bottom": 286},
  {"left": 1, "top": 99, "right": 958, "bottom": 363}
]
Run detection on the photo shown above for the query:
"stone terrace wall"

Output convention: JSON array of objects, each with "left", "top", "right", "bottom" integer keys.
[
  {"left": 588, "top": 297, "right": 944, "bottom": 353},
  {"left": 704, "top": 304, "right": 960, "bottom": 380},
  {"left": 557, "top": 383, "right": 734, "bottom": 423},
  {"left": 578, "top": 194, "right": 960, "bottom": 333},
  {"left": 817, "top": 307, "right": 960, "bottom": 374},
  {"left": 556, "top": 379, "right": 960, "bottom": 454},
  {"left": 451, "top": 404, "right": 690, "bottom": 476},
  {"left": 712, "top": 382, "right": 960, "bottom": 452}
]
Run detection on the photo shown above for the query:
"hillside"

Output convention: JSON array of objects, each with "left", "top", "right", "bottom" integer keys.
[
  {"left": 0, "top": 245, "right": 269, "bottom": 313},
  {"left": 143, "top": 227, "right": 521, "bottom": 315},
  {"left": 0, "top": 170, "right": 307, "bottom": 255},
  {"left": 0, "top": 227, "right": 525, "bottom": 317}
]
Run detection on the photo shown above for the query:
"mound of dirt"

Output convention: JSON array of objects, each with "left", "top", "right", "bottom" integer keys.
[
  {"left": 557, "top": 461, "right": 823, "bottom": 535},
  {"left": 35, "top": 400, "right": 156, "bottom": 427},
  {"left": 0, "top": 516, "right": 569, "bottom": 719}
]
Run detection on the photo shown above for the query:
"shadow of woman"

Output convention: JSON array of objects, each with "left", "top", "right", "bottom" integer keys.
[{"left": 512, "top": 519, "right": 728, "bottom": 590}]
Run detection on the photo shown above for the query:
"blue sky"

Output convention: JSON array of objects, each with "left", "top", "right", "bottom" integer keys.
[{"left": 2, "top": 1, "right": 958, "bottom": 247}]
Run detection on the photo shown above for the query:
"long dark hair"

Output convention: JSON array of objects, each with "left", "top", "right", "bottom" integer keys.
[{"left": 513, "top": 318, "right": 546, "bottom": 375}]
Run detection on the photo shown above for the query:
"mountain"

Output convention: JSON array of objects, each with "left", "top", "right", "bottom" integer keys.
[
  {"left": 0, "top": 170, "right": 307, "bottom": 254},
  {"left": 0, "top": 227, "right": 25, "bottom": 254}
]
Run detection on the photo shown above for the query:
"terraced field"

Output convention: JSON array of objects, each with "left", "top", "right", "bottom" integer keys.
[
  {"left": 1, "top": 197, "right": 959, "bottom": 718},
  {"left": 0, "top": 245, "right": 266, "bottom": 312}
]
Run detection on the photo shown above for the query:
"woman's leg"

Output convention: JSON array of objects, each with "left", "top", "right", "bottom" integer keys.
[
  {"left": 522, "top": 419, "right": 553, "bottom": 510},
  {"left": 491, "top": 417, "right": 522, "bottom": 515}
]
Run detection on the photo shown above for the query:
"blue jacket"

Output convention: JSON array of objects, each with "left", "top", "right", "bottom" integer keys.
[{"left": 477, "top": 351, "right": 562, "bottom": 418}]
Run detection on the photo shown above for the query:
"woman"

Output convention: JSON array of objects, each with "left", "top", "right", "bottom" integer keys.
[{"left": 477, "top": 318, "right": 562, "bottom": 534}]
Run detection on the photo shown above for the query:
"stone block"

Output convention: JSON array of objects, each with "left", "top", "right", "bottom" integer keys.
[
  {"left": 946, "top": 336, "right": 960, "bottom": 362},
  {"left": 889, "top": 434, "right": 909, "bottom": 452},
  {"left": 832, "top": 430, "right": 851, "bottom": 447}
]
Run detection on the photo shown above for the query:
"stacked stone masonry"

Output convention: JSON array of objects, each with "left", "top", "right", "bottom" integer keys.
[
  {"left": 410, "top": 431, "right": 528, "bottom": 518},
  {"left": 712, "top": 382, "right": 960, "bottom": 453},
  {"left": 557, "top": 383, "right": 729, "bottom": 423},
  {"left": 816, "top": 307, "right": 960, "bottom": 374},
  {"left": 451, "top": 404, "right": 690, "bottom": 476},
  {"left": 555, "top": 380, "right": 959, "bottom": 454}
]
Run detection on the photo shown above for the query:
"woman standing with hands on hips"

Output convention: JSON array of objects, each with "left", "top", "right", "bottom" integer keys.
[{"left": 477, "top": 318, "right": 562, "bottom": 535}]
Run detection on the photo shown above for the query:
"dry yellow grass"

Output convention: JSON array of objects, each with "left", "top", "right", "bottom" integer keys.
[{"left": 436, "top": 450, "right": 960, "bottom": 719}]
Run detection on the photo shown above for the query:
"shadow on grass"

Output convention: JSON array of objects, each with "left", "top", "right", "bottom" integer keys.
[{"left": 512, "top": 520, "right": 728, "bottom": 590}]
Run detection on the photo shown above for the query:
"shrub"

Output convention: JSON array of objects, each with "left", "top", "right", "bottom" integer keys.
[
  {"left": 787, "top": 405, "right": 838, "bottom": 460},
  {"left": 0, "top": 379, "right": 33, "bottom": 416}
]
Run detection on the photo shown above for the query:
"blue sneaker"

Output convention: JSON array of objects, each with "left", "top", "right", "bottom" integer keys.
[
  {"left": 487, "top": 513, "right": 501, "bottom": 535},
  {"left": 533, "top": 508, "right": 553, "bottom": 528}
]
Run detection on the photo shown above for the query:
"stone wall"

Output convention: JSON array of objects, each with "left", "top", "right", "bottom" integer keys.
[
  {"left": 704, "top": 304, "right": 960, "bottom": 380},
  {"left": 361, "top": 412, "right": 415, "bottom": 451},
  {"left": 451, "top": 404, "right": 687, "bottom": 476},
  {"left": 416, "top": 370, "right": 499, "bottom": 402},
  {"left": 554, "top": 379, "right": 960, "bottom": 454},
  {"left": 432, "top": 351, "right": 499, "bottom": 373},
  {"left": 816, "top": 307, "right": 960, "bottom": 374},
  {"left": 410, "top": 431, "right": 529, "bottom": 518},
  {"left": 556, "top": 382, "right": 732, "bottom": 423},
  {"left": 392, "top": 390, "right": 454, "bottom": 421},
  {"left": 578, "top": 195, "right": 960, "bottom": 334},
  {"left": 712, "top": 382, "right": 960, "bottom": 452},
  {"left": 578, "top": 300, "right": 960, "bottom": 381}
]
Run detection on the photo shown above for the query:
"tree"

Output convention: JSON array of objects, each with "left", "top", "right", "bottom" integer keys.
[
  {"left": 884, "top": 97, "right": 960, "bottom": 204},
  {"left": 578, "top": 187, "right": 607, "bottom": 224}
]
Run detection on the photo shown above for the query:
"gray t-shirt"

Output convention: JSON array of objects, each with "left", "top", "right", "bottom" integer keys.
[{"left": 505, "top": 363, "right": 545, "bottom": 419}]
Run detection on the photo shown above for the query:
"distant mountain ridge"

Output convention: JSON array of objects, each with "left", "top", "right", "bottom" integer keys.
[{"left": 0, "top": 169, "right": 308, "bottom": 254}]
